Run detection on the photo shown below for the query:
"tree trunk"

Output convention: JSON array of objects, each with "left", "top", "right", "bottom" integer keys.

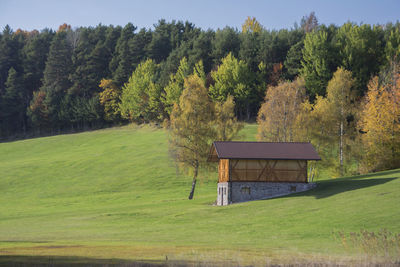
[
  {"left": 188, "top": 161, "right": 198, "bottom": 200},
  {"left": 246, "top": 103, "right": 250, "bottom": 121},
  {"left": 339, "top": 120, "right": 344, "bottom": 176}
]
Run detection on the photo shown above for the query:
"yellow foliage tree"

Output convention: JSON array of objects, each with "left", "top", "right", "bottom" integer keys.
[
  {"left": 214, "top": 95, "right": 243, "bottom": 141},
  {"left": 169, "top": 74, "right": 215, "bottom": 199},
  {"left": 358, "top": 74, "right": 400, "bottom": 172},
  {"left": 257, "top": 77, "right": 306, "bottom": 142},
  {"left": 99, "top": 79, "right": 121, "bottom": 122},
  {"left": 242, "top": 17, "right": 262, "bottom": 33},
  {"left": 323, "top": 68, "right": 356, "bottom": 176}
]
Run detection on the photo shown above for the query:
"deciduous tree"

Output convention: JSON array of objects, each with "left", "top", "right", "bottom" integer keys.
[
  {"left": 169, "top": 74, "right": 214, "bottom": 199},
  {"left": 358, "top": 71, "right": 400, "bottom": 172},
  {"left": 99, "top": 79, "right": 121, "bottom": 122},
  {"left": 322, "top": 68, "right": 356, "bottom": 176},
  {"left": 119, "top": 59, "right": 161, "bottom": 122},
  {"left": 257, "top": 77, "right": 306, "bottom": 142},
  {"left": 209, "top": 53, "right": 253, "bottom": 118},
  {"left": 242, "top": 17, "right": 262, "bottom": 34},
  {"left": 301, "top": 28, "right": 335, "bottom": 98},
  {"left": 162, "top": 57, "right": 190, "bottom": 116},
  {"left": 214, "top": 95, "right": 243, "bottom": 141}
]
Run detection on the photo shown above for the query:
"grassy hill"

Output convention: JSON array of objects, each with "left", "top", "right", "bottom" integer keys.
[{"left": 0, "top": 124, "right": 399, "bottom": 265}]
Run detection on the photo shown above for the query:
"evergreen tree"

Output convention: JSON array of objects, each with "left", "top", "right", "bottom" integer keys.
[
  {"left": 147, "top": 20, "right": 172, "bottom": 63},
  {"left": 22, "top": 29, "right": 54, "bottom": 105},
  {"left": 284, "top": 40, "right": 304, "bottom": 80},
  {"left": 211, "top": 27, "right": 240, "bottom": 66},
  {"left": 188, "top": 30, "right": 214, "bottom": 74},
  {"left": 0, "top": 25, "right": 22, "bottom": 93},
  {"left": 239, "top": 32, "right": 261, "bottom": 73},
  {"left": 37, "top": 30, "right": 73, "bottom": 129},
  {"left": 110, "top": 23, "right": 137, "bottom": 86},
  {"left": 129, "top": 28, "right": 152, "bottom": 69},
  {"left": 2, "top": 68, "right": 25, "bottom": 135},
  {"left": 336, "top": 23, "right": 384, "bottom": 95}
]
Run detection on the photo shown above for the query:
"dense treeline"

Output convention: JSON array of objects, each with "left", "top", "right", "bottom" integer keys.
[{"left": 0, "top": 14, "right": 399, "bottom": 174}]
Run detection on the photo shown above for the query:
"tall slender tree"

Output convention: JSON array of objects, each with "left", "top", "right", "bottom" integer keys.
[{"left": 169, "top": 74, "right": 215, "bottom": 199}]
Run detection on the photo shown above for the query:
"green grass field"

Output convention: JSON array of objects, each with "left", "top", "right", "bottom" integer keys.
[{"left": 0, "top": 124, "right": 399, "bottom": 265}]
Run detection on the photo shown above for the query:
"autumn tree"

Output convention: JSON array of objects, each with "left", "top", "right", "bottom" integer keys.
[
  {"left": 358, "top": 71, "right": 400, "bottom": 172},
  {"left": 257, "top": 77, "right": 306, "bottom": 142},
  {"left": 169, "top": 74, "right": 215, "bottom": 200},
  {"left": 300, "top": 12, "right": 319, "bottom": 33},
  {"left": 322, "top": 68, "right": 356, "bottom": 176},
  {"left": 27, "top": 91, "right": 48, "bottom": 133},
  {"left": 99, "top": 79, "right": 121, "bottom": 122},
  {"left": 242, "top": 17, "right": 262, "bottom": 33},
  {"left": 119, "top": 59, "right": 161, "bottom": 122},
  {"left": 214, "top": 95, "right": 243, "bottom": 141}
]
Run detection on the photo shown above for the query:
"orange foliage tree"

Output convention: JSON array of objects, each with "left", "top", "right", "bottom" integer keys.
[{"left": 358, "top": 72, "right": 400, "bottom": 172}]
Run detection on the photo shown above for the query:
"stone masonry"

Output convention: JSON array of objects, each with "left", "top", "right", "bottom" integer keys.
[{"left": 217, "top": 182, "right": 316, "bottom": 206}]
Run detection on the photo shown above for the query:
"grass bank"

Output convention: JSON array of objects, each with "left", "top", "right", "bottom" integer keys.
[{"left": 0, "top": 124, "right": 399, "bottom": 265}]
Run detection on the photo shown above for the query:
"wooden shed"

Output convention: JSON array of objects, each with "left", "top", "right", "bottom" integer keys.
[{"left": 208, "top": 141, "right": 321, "bottom": 205}]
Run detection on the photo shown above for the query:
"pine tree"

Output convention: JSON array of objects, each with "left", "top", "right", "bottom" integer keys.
[
  {"left": 38, "top": 31, "right": 73, "bottom": 129},
  {"left": 0, "top": 25, "right": 22, "bottom": 94},
  {"left": 110, "top": 23, "right": 137, "bottom": 86},
  {"left": 22, "top": 29, "right": 54, "bottom": 105},
  {"left": 2, "top": 68, "right": 25, "bottom": 135}
]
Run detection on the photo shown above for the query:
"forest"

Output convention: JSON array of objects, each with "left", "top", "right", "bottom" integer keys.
[{"left": 0, "top": 13, "right": 399, "bottom": 176}]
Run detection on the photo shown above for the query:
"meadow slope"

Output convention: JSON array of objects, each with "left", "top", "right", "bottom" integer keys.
[{"left": 0, "top": 124, "right": 399, "bottom": 264}]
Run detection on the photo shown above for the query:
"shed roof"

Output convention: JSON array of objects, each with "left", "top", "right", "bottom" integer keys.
[{"left": 208, "top": 141, "right": 321, "bottom": 161}]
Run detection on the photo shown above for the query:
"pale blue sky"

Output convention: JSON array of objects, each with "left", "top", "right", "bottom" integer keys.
[{"left": 0, "top": 0, "right": 399, "bottom": 31}]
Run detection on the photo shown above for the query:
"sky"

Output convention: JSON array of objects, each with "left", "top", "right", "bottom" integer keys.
[{"left": 0, "top": 0, "right": 399, "bottom": 32}]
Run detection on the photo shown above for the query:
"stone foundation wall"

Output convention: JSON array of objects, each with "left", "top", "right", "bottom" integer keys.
[{"left": 217, "top": 182, "right": 316, "bottom": 206}]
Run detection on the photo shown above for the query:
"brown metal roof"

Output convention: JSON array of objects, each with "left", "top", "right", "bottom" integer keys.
[{"left": 209, "top": 141, "right": 321, "bottom": 161}]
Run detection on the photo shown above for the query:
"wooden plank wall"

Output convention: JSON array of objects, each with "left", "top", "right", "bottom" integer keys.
[
  {"left": 218, "top": 159, "right": 229, "bottom": 182},
  {"left": 229, "top": 159, "right": 307, "bottom": 183}
]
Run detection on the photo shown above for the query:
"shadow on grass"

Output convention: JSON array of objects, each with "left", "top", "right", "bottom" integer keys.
[
  {"left": 292, "top": 177, "right": 398, "bottom": 199},
  {"left": 0, "top": 255, "right": 225, "bottom": 267}
]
